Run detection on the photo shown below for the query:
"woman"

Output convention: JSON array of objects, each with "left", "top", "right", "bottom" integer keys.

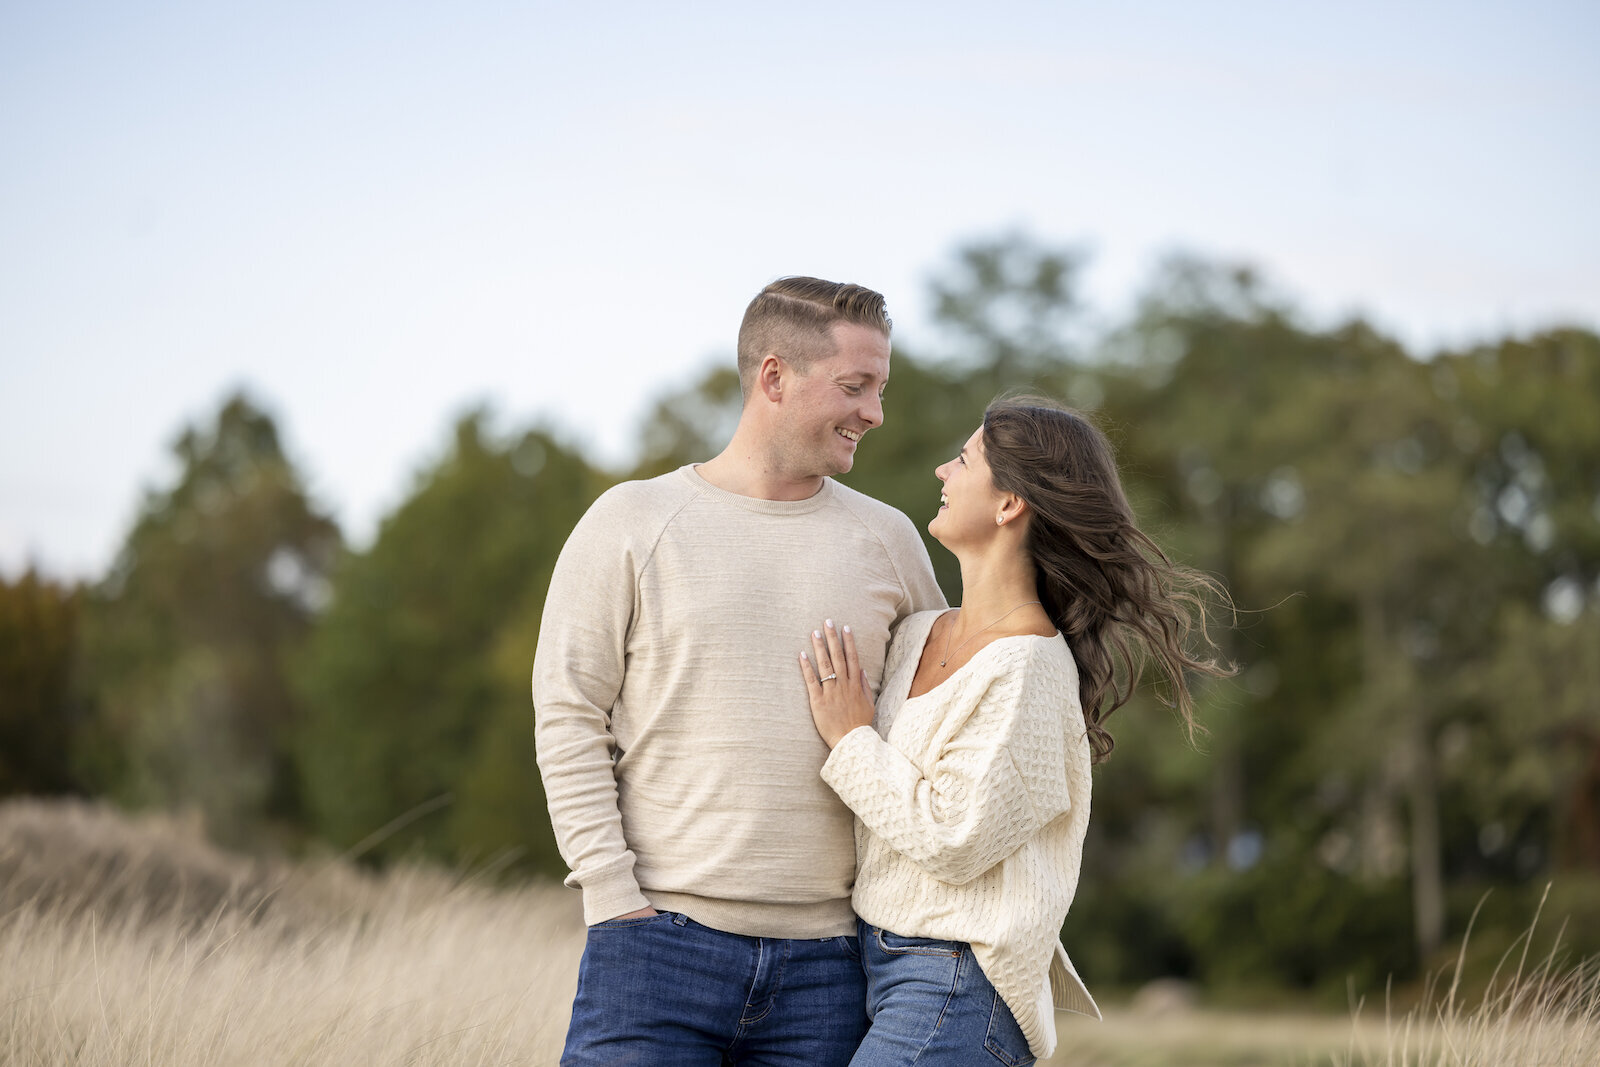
[{"left": 800, "top": 397, "right": 1230, "bottom": 1065}]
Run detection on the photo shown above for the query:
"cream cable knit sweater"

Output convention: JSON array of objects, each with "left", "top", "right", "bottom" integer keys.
[{"left": 821, "top": 608, "right": 1100, "bottom": 1059}]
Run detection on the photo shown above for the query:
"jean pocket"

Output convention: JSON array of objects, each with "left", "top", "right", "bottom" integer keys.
[
  {"left": 591, "top": 910, "right": 677, "bottom": 930},
  {"left": 874, "top": 927, "right": 964, "bottom": 957},
  {"left": 983, "top": 990, "right": 1035, "bottom": 1065}
]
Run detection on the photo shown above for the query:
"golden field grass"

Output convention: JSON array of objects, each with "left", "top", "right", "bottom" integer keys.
[{"left": 3, "top": 798, "right": 1595, "bottom": 1066}]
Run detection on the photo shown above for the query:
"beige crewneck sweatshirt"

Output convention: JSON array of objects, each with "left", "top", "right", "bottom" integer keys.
[
  {"left": 822, "top": 609, "right": 1100, "bottom": 1059},
  {"left": 533, "top": 464, "right": 945, "bottom": 937}
]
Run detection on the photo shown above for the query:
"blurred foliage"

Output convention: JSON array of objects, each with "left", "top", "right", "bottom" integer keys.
[
  {"left": 0, "top": 570, "right": 83, "bottom": 795},
  {"left": 72, "top": 394, "right": 340, "bottom": 847},
  {"left": 293, "top": 413, "right": 609, "bottom": 871},
  {"left": 5, "top": 234, "right": 1598, "bottom": 999}
]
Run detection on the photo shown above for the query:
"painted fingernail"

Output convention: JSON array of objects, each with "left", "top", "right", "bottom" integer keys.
[
  {"left": 825, "top": 619, "right": 835, "bottom": 629},
  {"left": 813, "top": 630, "right": 821, "bottom": 640},
  {"left": 801, "top": 651, "right": 809, "bottom": 662},
  {"left": 843, "top": 625, "right": 851, "bottom": 634}
]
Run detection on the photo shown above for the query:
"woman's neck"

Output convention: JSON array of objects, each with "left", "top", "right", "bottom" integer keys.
[{"left": 951, "top": 545, "right": 1048, "bottom": 635}]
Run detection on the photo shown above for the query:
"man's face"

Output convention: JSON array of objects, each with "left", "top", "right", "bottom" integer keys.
[{"left": 778, "top": 321, "right": 891, "bottom": 478}]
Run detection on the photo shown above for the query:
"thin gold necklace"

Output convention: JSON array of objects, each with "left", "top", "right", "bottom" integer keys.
[{"left": 940, "top": 601, "right": 1043, "bottom": 667}]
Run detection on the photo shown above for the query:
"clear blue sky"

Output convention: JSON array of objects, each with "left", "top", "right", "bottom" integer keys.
[{"left": 3, "top": 1, "right": 1596, "bottom": 578}]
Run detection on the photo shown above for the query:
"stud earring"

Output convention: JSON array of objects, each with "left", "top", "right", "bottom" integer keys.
[{"left": 996, "top": 516, "right": 1005, "bottom": 526}]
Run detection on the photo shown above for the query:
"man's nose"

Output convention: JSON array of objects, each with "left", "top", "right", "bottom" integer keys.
[{"left": 861, "top": 392, "right": 883, "bottom": 428}]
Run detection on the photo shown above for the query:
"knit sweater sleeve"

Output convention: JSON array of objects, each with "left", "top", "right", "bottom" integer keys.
[
  {"left": 531, "top": 488, "right": 653, "bottom": 925},
  {"left": 821, "top": 642, "right": 1070, "bottom": 886}
]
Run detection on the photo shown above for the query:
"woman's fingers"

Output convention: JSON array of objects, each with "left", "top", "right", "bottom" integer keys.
[
  {"left": 841, "top": 624, "right": 861, "bottom": 682},
  {"left": 801, "top": 622, "right": 868, "bottom": 750},
  {"left": 810, "top": 628, "right": 835, "bottom": 680},
  {"left": 806, "top": 621, "right": 859, "bottom": 690},
  {"left": 799, "top": 651, "right": 822, "bottom": 694},
  {"left": 823, "top": 620, "right": 846, "bottom": 682}
]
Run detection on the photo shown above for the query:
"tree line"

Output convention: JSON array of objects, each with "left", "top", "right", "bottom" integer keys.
[{"left": 4, "top": 235, "right": 1598, "bottom": 998}]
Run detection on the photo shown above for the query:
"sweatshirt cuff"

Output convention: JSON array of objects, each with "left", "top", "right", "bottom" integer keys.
[{"left": 571, "top": 854, "right": 650, "bottom": 925}]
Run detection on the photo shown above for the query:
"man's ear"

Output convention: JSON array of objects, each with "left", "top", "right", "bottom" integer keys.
[{"left": 758, "top": 354, "right": 785, "bottom": 402}]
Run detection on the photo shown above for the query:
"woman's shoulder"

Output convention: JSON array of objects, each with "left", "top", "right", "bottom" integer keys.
[
  {"left": 990, "top": 636, "right": 1088, "bottom": 773},
  {"left": 884, "top": 610, "right": 944, "bottom": 672},
  {"left": 971, "top": 627, "right": 1074, "bottom": 674},
  {"left": 890, "top": 609, "right": 946, "bottom": 648},
  {"left": 966, "top": 632, "right": 1080, "bottom": 717},
  {"left": 1029, "top": 630, "right": 1078, "bottom": 675},
  {"left": 1017, "top": 632, "right": 1080, "bottom": 695}
]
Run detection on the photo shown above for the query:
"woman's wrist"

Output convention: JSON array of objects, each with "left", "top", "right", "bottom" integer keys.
[{"left": 827, "top": 722, "right": 870, "bottom": 750}]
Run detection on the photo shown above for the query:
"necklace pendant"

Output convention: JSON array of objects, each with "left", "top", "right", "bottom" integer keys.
[{"left": 937, "top": 600, "right": 1043, "bottom": 672}]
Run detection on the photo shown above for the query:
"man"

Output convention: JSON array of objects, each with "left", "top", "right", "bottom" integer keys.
[{"left": 533, "top": 276, "right": 945, "bottom": 1065}]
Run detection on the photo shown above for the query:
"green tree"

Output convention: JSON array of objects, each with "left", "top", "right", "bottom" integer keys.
[
  {"left": 296, "top": 413, "right": 608, "bottom": 872},
  {"left": 927, "top": 231, "right": 1089, "bottom": 382},
  {"left": 1439, "top": 330, "right": 1600, "bottom": 879},
  {"left": 1073, "top": 258, "right": 1369, "bottom": 988},
  {"left": 629, "top": 363, "right": 743, "bottom": 479},
  {"left": 1086, "top": 254, "right": 1600, "bottom": 985},
  {"left": 1243, "top": 327, "right": 1600, "bottom": 963},
  {"left": 0, "top": 568, "right": 83, "bottom": 796},
  {"left": 77, "top": 393, "right": 340, "bottom": 845}
]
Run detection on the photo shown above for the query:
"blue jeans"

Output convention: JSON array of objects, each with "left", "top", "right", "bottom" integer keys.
[
  {"left": 850, "top": 922, "right": 1035, "bottom": 1066},
  {"left": 561, "top": 910, "right": 868, "bottom": 1066}
]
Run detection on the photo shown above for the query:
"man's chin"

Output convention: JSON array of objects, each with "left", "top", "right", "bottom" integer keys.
[
  {"left": 802, "top": 439, "right": 857, "bottom": 478},
  {"left": 832, "top": 439, "right": 860, "bottom": 473}
]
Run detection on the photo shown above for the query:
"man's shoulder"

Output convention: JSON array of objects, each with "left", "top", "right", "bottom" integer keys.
[
  {"left": 824, "top": 481, "right": 942, "bottom": 603},
  {"left": 561, "top": 470, "right": 701, "bottom": 561},
  {"left": 825, "top": 479, "right": 915, "bottom": 524},
  {"left": 583, "top": 468, "right": 698, "bottom": 523},
  {"left": 826, "top": 479, "right": 923, "bottom": 537}
]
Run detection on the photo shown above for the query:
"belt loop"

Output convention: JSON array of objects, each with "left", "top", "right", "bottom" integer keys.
[{"left": 672, "top": 913, "right": 688, "bottom": 927}]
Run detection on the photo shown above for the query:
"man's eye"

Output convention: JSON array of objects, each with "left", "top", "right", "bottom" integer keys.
[{"left": 841, "top": 384, "right": 862, "bottom": 395}]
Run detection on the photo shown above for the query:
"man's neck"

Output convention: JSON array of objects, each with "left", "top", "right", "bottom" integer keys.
[{"left": 697, "top": 448, "right": 824, "bottom": 501}]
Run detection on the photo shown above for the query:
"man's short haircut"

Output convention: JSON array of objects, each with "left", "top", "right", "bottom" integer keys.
[{"left": 736, "top": 277, "right": 892, "bottom": 398}]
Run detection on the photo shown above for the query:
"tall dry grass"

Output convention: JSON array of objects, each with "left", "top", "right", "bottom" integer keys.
[
  {"left": 1, "top": 798, "right": 584, "bottom": 1065},
  {"left": 4, "top": 798, "right": 1597, "bottom": 1066},
  {"left": 1338, "top": 892, "right": 1600, "bottom": 1067}
]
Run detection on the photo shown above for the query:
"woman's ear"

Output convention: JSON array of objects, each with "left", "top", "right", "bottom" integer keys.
[{"left": 996, "top": 493, "right": 1028, "bottom": 528}]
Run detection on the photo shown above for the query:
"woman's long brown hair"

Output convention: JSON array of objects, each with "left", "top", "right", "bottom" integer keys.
[{"left": 982, "top": 397, "right": 1233, "bottom": 762}]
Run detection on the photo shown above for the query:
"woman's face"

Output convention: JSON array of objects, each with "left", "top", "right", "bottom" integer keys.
[{"left": 929, "top": 424, "right": 1007, "bottom": 547}]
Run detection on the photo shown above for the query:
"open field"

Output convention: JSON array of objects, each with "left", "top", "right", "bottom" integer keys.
[{"left": 3, "top": 799, "right": 1594, "bottom": 1065}]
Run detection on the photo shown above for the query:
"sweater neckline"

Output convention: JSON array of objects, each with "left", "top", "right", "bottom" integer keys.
[
  {"left": 678, "top": 464, "right": 838, "bottom": 515},
  {"left": 896, "top": 609, "right": 1060, "bottom": 707}
]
